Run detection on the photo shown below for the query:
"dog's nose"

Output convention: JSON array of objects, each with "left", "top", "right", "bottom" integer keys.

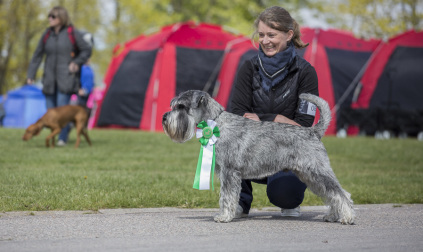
[{"left": 162, "top": 112, "right": 168, "bottom": 122}]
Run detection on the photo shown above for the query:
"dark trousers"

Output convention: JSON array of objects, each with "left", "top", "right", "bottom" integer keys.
[
  {"left": 45, "top": 90, "right": 72, "bottom": 142},
  {"left": 239, "top": 171, "right": 307, "bottom": 213}
]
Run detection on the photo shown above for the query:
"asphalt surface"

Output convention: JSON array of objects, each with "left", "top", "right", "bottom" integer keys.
[{"left": 1, "top": 204, "right": 422, "bottom": 252}]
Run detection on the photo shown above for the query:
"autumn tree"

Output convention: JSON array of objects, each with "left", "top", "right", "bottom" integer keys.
[
  {"left": 309, "top": 0, "right": 423, "bottom": 39},
  {"left": 0, "top": 0, "right": 46, "bottom": 94}
]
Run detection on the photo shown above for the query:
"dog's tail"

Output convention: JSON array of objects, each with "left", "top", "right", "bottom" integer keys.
[{"left": 299, "top": 93, "right": 331, "bottom": 139}]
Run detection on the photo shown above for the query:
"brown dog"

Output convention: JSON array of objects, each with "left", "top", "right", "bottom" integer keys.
[{"left": 22, "top": 105, "right": 92, "bottom": 148}]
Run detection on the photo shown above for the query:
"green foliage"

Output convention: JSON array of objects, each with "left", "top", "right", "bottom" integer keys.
[
  {"left": 0, "top": 0, "right": 46, "bottom": 93},
  {"left": 0, "top": 128, "right": 422, "bottom": 212},
  {"left": 310, "top": 0, "right": 423, "bottom": 39},
  {"left": 1, "top": 0, "right": 421, "bottom": 94}
]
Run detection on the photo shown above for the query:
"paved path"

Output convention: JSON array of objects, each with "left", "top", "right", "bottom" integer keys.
[{"left": 1, "top": 204, "right": 422, "bottom": 251}]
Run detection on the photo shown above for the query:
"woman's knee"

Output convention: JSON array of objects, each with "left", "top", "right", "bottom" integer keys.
[
  {"left": 266, "top": 172, "right": 306, "bottom": 209},
  {"left": 267, "top": 188, "right": 304, "bottom": 209}
]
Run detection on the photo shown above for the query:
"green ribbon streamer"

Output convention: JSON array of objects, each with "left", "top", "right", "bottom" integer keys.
[{"left": 193, "top": 145, "right": 215, "bottom": 190}]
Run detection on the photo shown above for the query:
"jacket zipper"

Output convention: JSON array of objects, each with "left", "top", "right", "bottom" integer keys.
[
  {"left": 54, "top": 32, "right": 58, "bottom": 84},
  {"left": 270, "top": 87, "right": 275, "bottom": 113}
]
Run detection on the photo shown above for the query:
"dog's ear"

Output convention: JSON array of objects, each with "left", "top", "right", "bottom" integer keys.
[
  {"left": 34, "top": 126, "right": 42, "bottom": 136},
  {"left": 196, "top": 95, "right": 208, "bottom": 108},
  {"left": 170, "top": 97, "right": 177, "bottom": 109}
]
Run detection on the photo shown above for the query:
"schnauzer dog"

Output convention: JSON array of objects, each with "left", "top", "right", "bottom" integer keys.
[{"left": 162, "top": 90, "right": 355, "bottom": 224}]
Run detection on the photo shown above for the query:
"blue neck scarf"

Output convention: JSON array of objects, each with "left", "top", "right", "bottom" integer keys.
[{"left": 258, "top": 42, "right": 297, "bottom": 91}]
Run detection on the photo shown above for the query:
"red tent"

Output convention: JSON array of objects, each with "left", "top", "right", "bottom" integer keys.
[
  {"left": 347, "top": 30, "right": 423, "bottom": 136},
  {"left": 92, "top": 22, "right": 246, "bottom": 131},
  {"left": 214, "top": 38, "right": 257, "bottom": 108},
  {"left": 299, "top": 28, "right": 381, "bottom": 134}
]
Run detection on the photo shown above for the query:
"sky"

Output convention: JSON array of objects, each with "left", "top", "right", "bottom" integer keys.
[{"left": 299, "top": 8, "right": 331, "bottom": 29}]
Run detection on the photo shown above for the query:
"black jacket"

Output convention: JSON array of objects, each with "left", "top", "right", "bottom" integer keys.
[{"left": 230, "top": 55, "right": 319, "bottom": 127}]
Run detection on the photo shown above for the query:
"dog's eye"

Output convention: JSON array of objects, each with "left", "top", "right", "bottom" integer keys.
[{"left": 176, "top": 104, "right": 185, "bottom": 110}]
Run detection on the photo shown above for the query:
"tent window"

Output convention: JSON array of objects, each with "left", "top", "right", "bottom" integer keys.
[
  {"left": 325, "top": 48, "right": 372, "bottom": 108},
  {"left": 98, "top": 50, "right": 158, "bottom": 128},
  {"left": 175, "top": 47, "right": 223, "bottom": 95},
  {"left": 370, "top": 46, "right": 423, "bottom": 111}
]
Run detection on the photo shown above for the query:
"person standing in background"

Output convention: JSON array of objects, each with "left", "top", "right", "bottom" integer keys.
[
  {"left": 26, "top": 6, "right": 92, "bottom": 146},
  {"left": 77, "top": 59, "right": 94, "bottom": 107}
]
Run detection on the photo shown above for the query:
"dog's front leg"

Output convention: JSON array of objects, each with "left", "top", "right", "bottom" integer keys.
[
  {"left": 46, "top": 128, "right": 61, "bottom": 148},
  {"left": 214, "top": 168, "right": 241, "bottom": 223}
]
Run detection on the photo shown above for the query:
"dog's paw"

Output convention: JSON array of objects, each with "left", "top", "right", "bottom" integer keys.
[
  {"left": 340, "top": 216, "right": 355, "bottom": 225},
  {"left": 214, "top": 214, "right": 233, "bottom": 223},
  {"left": 323, "top": 213, "right": 337, "bottom": 223}
]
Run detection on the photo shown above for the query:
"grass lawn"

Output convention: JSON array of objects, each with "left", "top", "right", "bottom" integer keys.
[{"left": 0, "top": 128, "right": 422, "bottom": 212}]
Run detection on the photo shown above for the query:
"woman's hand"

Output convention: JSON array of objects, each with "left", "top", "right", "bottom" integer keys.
[
  {"left": 69, "top": 62, "right": 79, "bottom": 73},
  {"left": 273, "top": 114, "right": 301, "bottom": 126},
  {"left": 78, "top": 89, "right": 86, "bottom": 96},
  {"left": 243, "top": 113, "right": 260, "bottom": 121},
  {"left": 27, "top": 78, "right": 33, "bottom": 84}
]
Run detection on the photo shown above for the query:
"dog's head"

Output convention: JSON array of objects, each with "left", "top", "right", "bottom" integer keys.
[
  {"left": 22, "top": 123, "right": 42, "bottom": 141},
  {"left": 162, "top": 90, "right": 224, "bottom": 143}
]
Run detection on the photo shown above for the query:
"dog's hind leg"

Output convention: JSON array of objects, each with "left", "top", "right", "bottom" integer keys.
[
  {"left": 81, "top": 129, "right": 92, "bottom": 146},
  {"left": 324, "top": 187, "right": 355, "bottom": 225},
  {"left": 214, "top": 168, "right": 242, "bottom": 223},
  {"left": 74, "top": 121, "right": 89, "bottom": 148},
  {"left": 74, "top": 130, "right": 81, "bottom": 148},
  {"left": 293, "top": 167, "right": 355, "bottom": 225}
]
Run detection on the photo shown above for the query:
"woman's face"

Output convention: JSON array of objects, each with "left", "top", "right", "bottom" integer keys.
[
  {"left": 48, "top": 12, "right": 61, "bottom": 28},
  {"left": 257, "top": 21, "right": 293, "bottom": 57}
]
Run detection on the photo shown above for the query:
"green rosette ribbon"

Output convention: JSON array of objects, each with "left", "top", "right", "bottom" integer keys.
[{"left": 193, "top": 120, "right": 220, "bottom": 190}]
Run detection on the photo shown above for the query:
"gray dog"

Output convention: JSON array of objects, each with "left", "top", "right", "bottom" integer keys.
[{"left": 162, "top": 90, "right": 355, "bottom": 225}]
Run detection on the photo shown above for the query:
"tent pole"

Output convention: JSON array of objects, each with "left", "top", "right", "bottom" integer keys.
[
  {"left": 150, "top": 79, "right": 160, "bottom": 132},
  {"left": 203, "top": 37, "right": 251, "bottom": 96},
  {"left": 309, "top": 29, "right": 319, "bottom": 67},
  {"left": 332, "top": 41, "right": 384, "bottom": 113}
]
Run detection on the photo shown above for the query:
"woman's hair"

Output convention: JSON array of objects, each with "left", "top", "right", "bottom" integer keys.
[
  {"left": 252, "top": 6, "right": 308, "bottom": 49},
  {"left": 49, "top": 6, "right": 71, "bottom": 27}
]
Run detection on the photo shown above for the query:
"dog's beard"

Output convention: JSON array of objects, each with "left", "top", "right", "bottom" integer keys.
[{"left": 163, "top": 111, "right": 195, "bottom": 143}]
